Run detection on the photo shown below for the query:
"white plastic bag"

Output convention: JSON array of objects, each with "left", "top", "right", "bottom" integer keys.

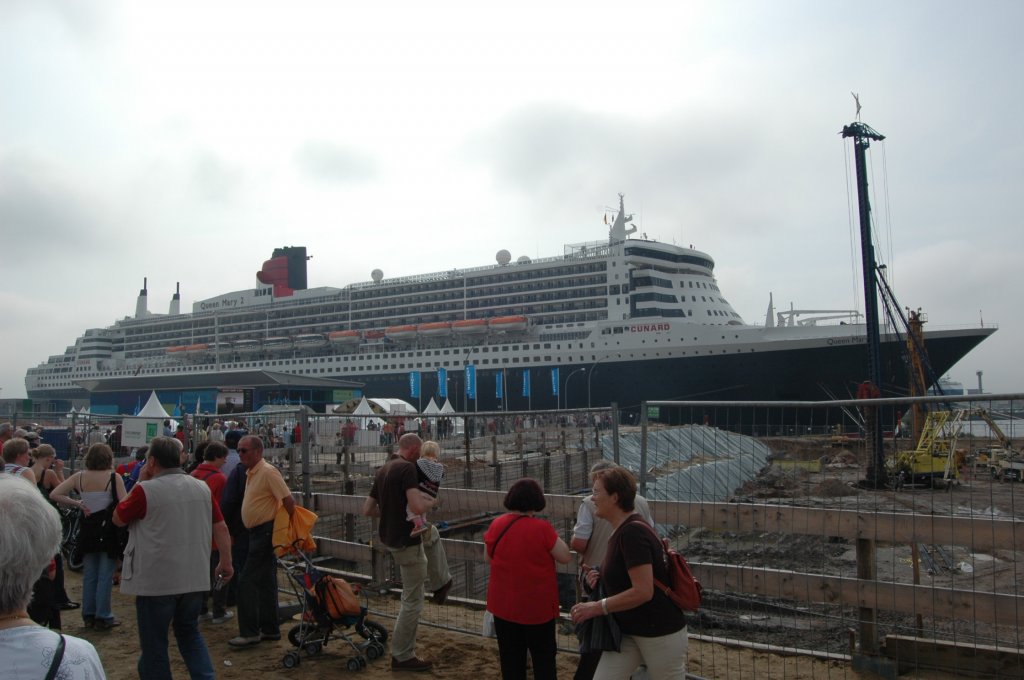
[{"left": 482, "top": 610, "right": 496, "bottom": 638}]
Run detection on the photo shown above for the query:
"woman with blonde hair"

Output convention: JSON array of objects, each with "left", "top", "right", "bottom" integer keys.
[{"left": 50, "top": 443, "right": 127, "bottom": 630}]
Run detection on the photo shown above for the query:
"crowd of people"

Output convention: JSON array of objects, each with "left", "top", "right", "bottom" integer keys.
[{"left": 2, "top": 420, "right": 690, "bottom": 679}]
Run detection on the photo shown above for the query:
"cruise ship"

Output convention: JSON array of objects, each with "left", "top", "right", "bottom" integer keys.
[{"left": 25, "top": 196, "right": 994, "bottom": 412}]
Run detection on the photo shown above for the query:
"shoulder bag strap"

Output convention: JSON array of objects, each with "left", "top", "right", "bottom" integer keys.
[
  {"left": 487, "top": 515, "right": 526, "bottom": 559},
  {"left": 109, "top": 472, "right": 119, "bottom": 506},
  {"left": 624, "top": 515, "right": 674, "bottom": 597},
  {"left": 44, "top": 633, "right": 66, "bottom": 680}
]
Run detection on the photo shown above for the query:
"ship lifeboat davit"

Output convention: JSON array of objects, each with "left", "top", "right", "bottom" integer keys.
[
  {"left": 264, "top": 337, "right": 294, "bottom": 353},
  {"left": 329, "top": 330, "right": 361, "bottom": 346},
  {"left": 385, "top": 324, "right": 418, "bottom": 341},
  {"left": 452, "top": 319, "right": 488, "bottom": 335},
  {"left": 294, "top": 333, "right": 328, "bottom": 349},
  {"left": 488, "top": 315, "right": 529, "bottom": 333},
  {"left": 418, "top": 322, "right": 452, "bottom": 338}
]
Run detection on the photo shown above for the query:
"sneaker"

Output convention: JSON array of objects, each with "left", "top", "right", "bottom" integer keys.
[
  {"left": 409, "top": 523, "right": 430, "bottom": 538},
  {"left": 95, "top": 618, "right": 121, "bottom": 630},
  {"left": 228, "top": 635, "right": 262, "bottom": 648},
  {"left": 211, "top": 611, "right": 235, "bottom": 624},
  {"left": 433, "top": 578, "right": 453, "bottom": 605},
  {"left": 59, "top": 601, "right": 81, "bottom": 611},
  {"left": 391, "top": 656, "right": 433, "bottom": 672},
  {"left": 198, "top": 612, "right": 214, "bottom": 622}
]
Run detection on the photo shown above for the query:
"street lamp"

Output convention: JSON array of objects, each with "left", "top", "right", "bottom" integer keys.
[
  {"left": 564, "top": 368, "right": 586, "bottom": 410},
  {"left": 586, "top": 354, "right": 616, "bottom": 409}
]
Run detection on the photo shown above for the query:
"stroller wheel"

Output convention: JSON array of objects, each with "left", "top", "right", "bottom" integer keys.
[
  {"left": 365, "top": 643, "right": 380, "bottom": 661},
  {"left": 304, "top": 641, "right": 322, "bottom": 656},
  {"left": 358, "top": 656, "right": 368, "bottom": 669},
  {"left": 360, "top": 619, "right": 388, "bottom": 643},
  {"left": 372, "top": 641, "right": 386, "bottom": 659},
  {"left": 282, "top": 651, "right": 301, "bottom": 669},
  {"left": 346, "top": 657, "right": 361, "bottom": 672},
  {"left": 288, "top": 623, "right": 314, "bottom": 648}
]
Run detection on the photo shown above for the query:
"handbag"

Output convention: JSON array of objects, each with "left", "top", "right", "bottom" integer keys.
[
  {"left": 575, "top": 582, "right": 622, "bottom": 653},
  {"left": 77, "top": 473, "right": 125, "bottom": 559}
]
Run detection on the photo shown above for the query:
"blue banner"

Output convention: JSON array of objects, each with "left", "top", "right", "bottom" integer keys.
[
  {"left": 496, "top": 371, "right": 503, "bottom": 399},
  {"left": 522, "top": 370, "right": 531, "bottom": 398},
  {"left": 437, "top": 367, "right": 447, "bottom": 398},
  {"left": 409, "top": 371, "right": 421, "bottom": 398},
  {"left": 551, "top": 367, "right": 560, "bottom": 396},
  {"left": 465, "top": 365, "right": 477, "bottom": 400}
]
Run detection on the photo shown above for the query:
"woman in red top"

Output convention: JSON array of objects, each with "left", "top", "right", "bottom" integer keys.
[{"left": 484, "top": 478, "right": 571, "bottom": 680}]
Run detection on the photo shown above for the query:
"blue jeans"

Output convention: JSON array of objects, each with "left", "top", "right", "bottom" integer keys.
[
  {"left": 135, "top": 591, "right": 215, "bottom": 680},
  {"left": 81, "top": 551, "right": 117, "bottom": 621}
]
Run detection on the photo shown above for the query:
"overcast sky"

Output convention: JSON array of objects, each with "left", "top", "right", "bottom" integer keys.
[{"left": 2, "top": 0, "right": 1021, "bottom": 400}]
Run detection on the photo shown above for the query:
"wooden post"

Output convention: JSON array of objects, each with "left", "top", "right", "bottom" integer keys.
[
  {"left": 491, "top": 435, "right": 498, "bottom": 467},
  {"left": 857, "top": 537, "right": 879, "bottom": 654}
]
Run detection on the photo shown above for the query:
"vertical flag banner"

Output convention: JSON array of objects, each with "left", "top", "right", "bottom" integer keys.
[
  {"left": 409, "top": 371, "right": 421, "bottom": 398},
  {"left": 496, "top": 371, "right": 503, "bottom": 399},
  {"left": 465, "top": 365, "right": 477, "bottom": 400},
  {"left": 522, "top": 369, "right": 531, "bottom": 397},
  {"left": 551, "top": 367, "right": 560, "bottom": 396},
  {"left": 437, "top": 367, "right": 448, "bottom": 398}
]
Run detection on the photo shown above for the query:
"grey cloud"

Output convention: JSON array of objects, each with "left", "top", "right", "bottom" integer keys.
[
  {"left": 294, "top": 141, "right": 377, "bottom": 183},
  {"left": 192, "top": 153, "right": 242, "bottom": 204}
]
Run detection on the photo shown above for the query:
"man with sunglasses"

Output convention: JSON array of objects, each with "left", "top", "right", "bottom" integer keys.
[{"left": 228, "top": 435, "right": 295, "bottom": 648}]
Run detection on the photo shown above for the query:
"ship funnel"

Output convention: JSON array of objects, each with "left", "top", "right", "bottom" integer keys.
[
  {"left": 169, "top": 281, "right": 180, "bottom": 315},
  {"left": 135, "top": 277, "right": 149, "bottom": 319}
]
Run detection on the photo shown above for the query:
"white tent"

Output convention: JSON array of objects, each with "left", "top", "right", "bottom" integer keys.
[
  {"left": 421, "top": 398, "right": 440, "bottom": 415},
  {"left": 121, "top": 391, "right": 171, "bottom": 447}
]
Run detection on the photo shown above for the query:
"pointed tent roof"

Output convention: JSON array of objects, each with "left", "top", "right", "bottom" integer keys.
[
  {"left": 137, "top": 391, "right": 171, "bottom": 418},
  {"left": 421, "top": 398, "right": 440, "bottom": 415},
  {"left": 351, "top": 397, "right": 376, "bottom": 416},
  {"left": 439, "top": 399, "right": 455, "bottom": 414}
]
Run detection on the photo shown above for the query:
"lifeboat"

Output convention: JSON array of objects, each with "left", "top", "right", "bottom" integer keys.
[
  {"left": 364, "top": 329, "right": 386, "bottom": 341},
  {"left": 294, "top": 333, "right": 328, "bottom": 349},
  {"left": 233, "top": 339, "right": 262, "bottom": 355},
  {"left": 329, "top": 330, "right": 361, "bottom": 346},
  {"left": 385, "top": 324, "right": 418, "bottom": 341},
  {"left": 488, "top": 315, "right": 530, "bottom": 333},
  {"left": 452, "top": 319, "right": 488, "bottom": 335},
  {"left": 184, "top": 343, "right": 210, "bottom": 356},
  {"left": 418, "top": 322, "right": 452, "bottom": 337},
  {"left": 264, "top": 337, "right": 294, "bottom": 352},
  {"left": 166, "top": 345, "right": 188, "bottom": 357}
]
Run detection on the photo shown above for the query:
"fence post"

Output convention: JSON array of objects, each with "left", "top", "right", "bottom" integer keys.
[
  {"left": 491, "top": 435, "right": 498, "bottom": 467},
  {"left": 300, "top": 407, "right": 311, "bottom": 506},
  {"left": 856, "top": 538, "right": 879, "bottom": 654},
  {"left": 611, "top": 403, "right": 620, "bottom": 465},
  {"left": 639, "top": 402, "right": 648, "bottom": 496},
  {"left": 516, "top": 432, "right": 523, "bottom": 457},
  {"left": 464, "top": 416, "right": 472, "bottom": 488}
]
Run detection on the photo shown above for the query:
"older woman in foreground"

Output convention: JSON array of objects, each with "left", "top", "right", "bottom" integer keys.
[
  {"left": 570, "top": 466, "right": 687, "bottom": 679},
  {"left": 0, "top": 474, "right": 106, "bottom": 677}
]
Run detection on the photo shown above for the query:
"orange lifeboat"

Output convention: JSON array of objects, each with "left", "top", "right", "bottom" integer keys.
[
  {"left": 418, "top": 322, "right": 452, "bottom": 337},
  {"left": 488, "top": 315, "right": 529, "bottom": 333},
  {"left": 452, "top": 319, "right": 488, "bottom": 335},
  {"left": 385, "top": 324, "right": 418, "bottom": 341},
  {"left": 184, "top": 343, "right": 210, "bottom": 356},
  {"left": 364, "top": 329, "right": 386, "bottom": 340},
  {"left": 166, "top": 345, "right": 188, "bottom": 355},
  {"left": 328, "top": 330, "right": 361, "bottom": 345}
]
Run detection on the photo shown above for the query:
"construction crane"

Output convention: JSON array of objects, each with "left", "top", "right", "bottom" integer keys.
[
  {"left": 973, "top": 409, "right": 1023, "bottom": 481},
  {"left": 887, "top": 409, "right": 966, "bottom": 487}
]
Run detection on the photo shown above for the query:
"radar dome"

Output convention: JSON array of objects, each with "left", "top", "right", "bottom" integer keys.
[
  {"left": 371, "top": 269, "right": 383, "bottom": 283},
  {"left": 496, "top": 249, "right": 511, "bottom": 266},
  {"left": 517, "top": 255, "right": 532, "bottom": 264}
]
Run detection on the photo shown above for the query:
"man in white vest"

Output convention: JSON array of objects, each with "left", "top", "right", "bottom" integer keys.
[{"left": 114, "top": 436, "right": 234, "bottom": 680}]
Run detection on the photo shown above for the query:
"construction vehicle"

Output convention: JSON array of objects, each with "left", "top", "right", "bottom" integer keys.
[
  {"left": 887, "top": 409, "right": 966, "bottom": 487},
  {"left": 972, "top": 409, "right": 1023, "bottom": 481}
]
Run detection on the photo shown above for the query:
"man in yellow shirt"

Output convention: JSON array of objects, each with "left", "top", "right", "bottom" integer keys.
[{"left": 228, "top": 435, "right": 295, "bottom": 648}]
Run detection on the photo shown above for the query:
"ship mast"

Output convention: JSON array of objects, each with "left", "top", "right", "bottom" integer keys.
[{"left": 841, "top": 119, "right": 886, "bottom": 488}]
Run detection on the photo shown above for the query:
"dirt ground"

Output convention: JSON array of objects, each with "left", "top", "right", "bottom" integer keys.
[{"left": 59, "top": 570, "right": 966, "bottom": 680}]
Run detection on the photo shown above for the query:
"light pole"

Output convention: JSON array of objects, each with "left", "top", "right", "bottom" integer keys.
[
  {"left": 564, "top": 368, "right": 586, "bottom": 411},
  {"left": 586, "top": 354, "right": 616, "bottom": 409}
]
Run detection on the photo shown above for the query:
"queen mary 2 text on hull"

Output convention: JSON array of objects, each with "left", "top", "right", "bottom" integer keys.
[{"left": 23, "top": 197, "right": 994, "bottom": 409}]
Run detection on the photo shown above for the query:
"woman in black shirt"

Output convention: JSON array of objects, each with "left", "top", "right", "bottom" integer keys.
[{"left": 570, "top": 466, "right": 687, "bottom": 679}]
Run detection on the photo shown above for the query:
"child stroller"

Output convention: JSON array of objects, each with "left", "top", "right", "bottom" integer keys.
[{"left": 278, "top": 545, "right": 388, "bottom": 671}]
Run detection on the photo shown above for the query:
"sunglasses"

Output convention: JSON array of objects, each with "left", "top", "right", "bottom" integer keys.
[{"left": 238, "top": 447, "right": 251, "bottom": 453}]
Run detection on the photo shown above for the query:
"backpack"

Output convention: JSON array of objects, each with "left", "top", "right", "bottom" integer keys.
[
  {"left": 315, "top": 574, "right": 361, "bottom": 619},
  {"left": 630, "top": 518, "right": 702, "bottom": 612}
]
